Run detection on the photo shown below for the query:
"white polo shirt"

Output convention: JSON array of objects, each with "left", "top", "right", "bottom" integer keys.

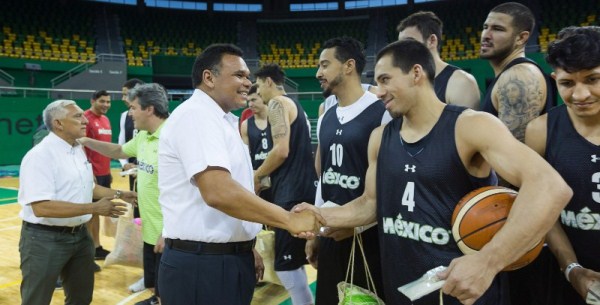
[
  {"left": 158, "top": 89, "right": 261, "bottom": 243},
  {"left": 19, "top": 132, "right": 94, "bottom": 226}
]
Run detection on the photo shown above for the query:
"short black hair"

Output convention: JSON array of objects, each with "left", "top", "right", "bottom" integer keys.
[
  {"left": 92, "top": 90, "right": 109, "bottom": 100},
  {"left": 255, "top": 63, "right": 285, "bottom": 85},
  {"left": 249, "top": 83, "right": 258, "bottom": 95},
  {"left": 321, "top": 36, "right": 367, "bottom": 75},
  {"left": 123, "top": 78, "right": 145, "bottom": 89},
  {"left": 376, "top": 39, "right": 435, "bottom": 85},
  {"left": 490, "top": 2, "right": 535, "bottom": 34},
  {"left": 396, "top": 11, "right": 443, "bottom": 52},
  {"left": 191, "top": 44, "right": 244, "bottom": 88},
  {"left": 546, "top": 26, "right": 600, "bottom": 73}
]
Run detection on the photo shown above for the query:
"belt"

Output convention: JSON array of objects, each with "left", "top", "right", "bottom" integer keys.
[
  {"left": 23, "top": 221, "right": 86, "bottom": 234},
  {"left": 165, "top": 238, "right": 255, "bottom": 255}
]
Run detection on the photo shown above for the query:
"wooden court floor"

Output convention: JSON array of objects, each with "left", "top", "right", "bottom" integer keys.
[{"left": 0, "top": 169, "right": 315, "bottom": 305}]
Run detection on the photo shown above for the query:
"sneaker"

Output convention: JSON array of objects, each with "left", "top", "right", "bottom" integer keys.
[
  {"left": 135, "top": 296, "right": 159, "bottom": 305},
  {"left": 128, "top": 277, "right": 145, "bottom": 293},
  {"left": 94, "top": 262, "right": 101, "bottom": 272},
  {"left": 95, "top": 246, "right": 110, "bottom": 260},
  {"left": 55, "top": 279, "right": 63, "bottom": 290}
]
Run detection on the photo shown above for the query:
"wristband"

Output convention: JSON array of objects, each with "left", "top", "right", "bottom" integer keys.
[{"left": 564, "top": 262, "right": 582, "bottom": 282}]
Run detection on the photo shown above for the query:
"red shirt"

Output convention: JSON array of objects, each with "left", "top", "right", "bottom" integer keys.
[
  {"left": 239, "top": 108, "right": 254, "bottom": 130},
  {"left": 84, "top": 110, "right": 112, "bottom": 176}
]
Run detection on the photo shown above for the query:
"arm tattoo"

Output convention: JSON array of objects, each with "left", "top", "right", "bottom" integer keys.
[
  {"left": 496, "top": 66, "right": 544, "bottom": 142},
  {"left": 268, "top": 100, "right": 288, "bottom": 139}
]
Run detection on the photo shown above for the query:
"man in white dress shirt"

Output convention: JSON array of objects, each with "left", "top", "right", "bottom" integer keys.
[
  {"left": 18, "top": 99, "right": 134, "bottom": 305},
  {"left": 157, "top": 43, "right": 323, "bottom": 305}
]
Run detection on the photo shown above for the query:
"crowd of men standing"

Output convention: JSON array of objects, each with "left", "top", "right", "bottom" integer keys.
[{"left": 16, "top": 2, "right": 599, "bottom": 305}]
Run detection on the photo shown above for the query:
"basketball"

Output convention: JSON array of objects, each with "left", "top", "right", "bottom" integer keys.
[{"left": 451, "top": 186, "right": 544, "bottom": 271}]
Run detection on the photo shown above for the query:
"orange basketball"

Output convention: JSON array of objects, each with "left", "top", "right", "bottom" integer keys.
[{"left": 451, "top": 186, "right": 544, "bottom": 271}]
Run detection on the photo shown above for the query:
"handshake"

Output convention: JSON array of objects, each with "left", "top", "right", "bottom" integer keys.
[{"left": 286, "top": 203, "right": 325, "bottom": 239}]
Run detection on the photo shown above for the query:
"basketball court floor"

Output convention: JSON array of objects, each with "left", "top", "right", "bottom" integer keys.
[{"left": 0, "top": 168, "right": 316, "bottom": 305}]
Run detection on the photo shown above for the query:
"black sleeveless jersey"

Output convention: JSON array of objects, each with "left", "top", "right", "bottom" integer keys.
[
  {"left": 482, "top": 57, "right": 557, "bottom": 116},
  {"left": 247, "top": 116, "right": 273, "bottom": 202},
  {"left": 546, "top": 105, "right": 600, "bottom": 272},
  {"left": 270, "top": 96, "right": 317, "bottom": 205},
  {"left": 247, "top": 116, "right": 272, "bottom": 170},
  {"left": 434, "top": 64, "right": 460, "bottom": 104},
  {"left": 376, "top": 105, "right": 502, "bottom": 305},
  {"left": 125, "top": 114, "right": 136, "bottom": 164},
  {"left": 319, "top": 101, "right": 386, "bottom": 204}
]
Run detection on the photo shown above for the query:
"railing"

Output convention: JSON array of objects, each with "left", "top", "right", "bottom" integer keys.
[
  {"left": 0, "top": 86, "right": 122, "bottom": 99},
  {"left": 0, "top": 69, "right": 15, "bottom": 86},
  {"left": 50, "top": 53, "right": 127, "bottom": 87}
]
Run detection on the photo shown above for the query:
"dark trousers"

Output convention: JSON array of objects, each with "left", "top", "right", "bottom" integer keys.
[
  {"left": 315, "top": 226, "right": 385, "bottom": 305},
  {"left": 158, "top": 244, "right": 256, "bottom": 305},
  {"left": 508, "top": 246, "right": 565, "bottom": 305},
  {"left": 95, "top": 174, "right": 111, "bottom": 188},
  {"left": 143, "top": 242, "right": 162, "bottom": 296},
  {"left": 19, "top": 224, "right": 95, "bottom": 305}
]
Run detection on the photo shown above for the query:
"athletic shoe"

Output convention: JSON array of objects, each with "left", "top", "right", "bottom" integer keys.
[
  {"left": 135, "top": 296, "right": 159, "bottom": 305},
  {"left": 94, "top": 262, "right": 101, "bottom": 272},
  {"left": 55, "top": 279, "right": 62, "bottom": 290},
  {"left": 129, "top": 277, "right": 145, "bottom": 293},
  {"left": 95, "top": 246, "right": 110, "bottom": 260}
]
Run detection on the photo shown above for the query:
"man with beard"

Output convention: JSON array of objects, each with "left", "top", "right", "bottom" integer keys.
[
  {"left": 480, "top": 2, "right": 556, "bottom": 142},
  {"left": 479, "top": 3, "right": 559, "bottom": 305},
  {"left": 254, "top": 63, "right": 317, "bottom": 305},
  {"left": 294, "top": 39, "right": 571, "bottom": 305},
  {"left": 310, "top": 36, "right": 391, "bottom": 304},
  {"left": 84, "top": 89, "right": 113, "bottom": 264}
]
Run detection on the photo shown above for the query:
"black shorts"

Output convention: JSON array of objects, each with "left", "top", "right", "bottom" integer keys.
[
  {"left": 273, "top": 201, "right": 308, "bottom": 271},
  {"left": 95, "top": 175, "right": 112, "bottom": 188}
]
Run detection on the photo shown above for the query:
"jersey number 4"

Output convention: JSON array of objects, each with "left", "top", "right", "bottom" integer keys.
[{"left": 402, "top": 181, "right": 415, "bottom": 212}]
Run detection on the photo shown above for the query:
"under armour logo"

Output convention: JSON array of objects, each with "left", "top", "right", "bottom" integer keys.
[
  {"left": 283, "top": 255, "right": 292, "bottom": 260},
  {"left": 593, "top": 155, "right": 599, "bottom": 163},
  {"left": 261, "top": 132, "right": 267, "bottom": 137},
  {"left": 404, "top": 164, "right": 416, "bottom": 172},
  {"left": 336, "top": 129, "right": 343, "bottom": 135}
]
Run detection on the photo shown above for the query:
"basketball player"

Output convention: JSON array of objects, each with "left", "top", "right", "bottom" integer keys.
[
  {"left": 310, "top": 36, "right": 391, "bottom": 304},
  {"left": 254, "top": 63, "right": 318, "bottom": 305},
  {"left": 118, "top": 78, "right": 144, "bottom": 192},
  {"left": 240, "top": 84, "right": 273, "bottom": 202},
  {"left": 294, "top": 39, "right": 572, "bottom": 305},
  {"left": 397, "top": 11, "right": 480, "bottom": 109},
  {"left": 480, "top": 2, "right": 557, "bottom": 142},
  {"left": 84, "top": 89, "right": 113, "bottom": 263},
  {"left": 479, "top": 3, "right": 560, "bottom": 303},
  {"left": 524, "top": 26, "right": 600, "bottom": 305}
]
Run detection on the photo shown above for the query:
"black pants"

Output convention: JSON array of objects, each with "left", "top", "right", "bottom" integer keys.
[
  {"left": 158, "top": 244, "right": 255, "bottom": 305},
  {"left": 143, "top": 242, "right": 162, "bottom": 296}
]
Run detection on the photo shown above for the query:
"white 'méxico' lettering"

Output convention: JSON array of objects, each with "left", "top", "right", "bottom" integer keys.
[
  {"left": 254, "top": 151, "right": 268, "bottom": 161},
  {"left": 322, "top": 167, "right": 360, "bottom": 190},
  {"left": 98, "top": 128, "right": 112, "bottom": 135},
  {"left": 382, "top": 213, "right": 450, "bottom": 245},
  {"left": 561, "top": 207, "right": 600, "bottom": 230}
]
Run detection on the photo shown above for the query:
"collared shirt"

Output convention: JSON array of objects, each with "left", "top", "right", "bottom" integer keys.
[
  {"left": 158, "top": 89, "right": 261, "bottom": 243},
  {"left": 122, "top": 123, "right": 164, "bottom": 245},
  {"left": 18, "top": 132, "right": 94, "bottom": 226}
]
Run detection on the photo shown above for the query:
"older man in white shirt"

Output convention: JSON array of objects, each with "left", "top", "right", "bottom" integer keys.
[{"left": 18, "top": 99, "right": 134, "bottom": 305}]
